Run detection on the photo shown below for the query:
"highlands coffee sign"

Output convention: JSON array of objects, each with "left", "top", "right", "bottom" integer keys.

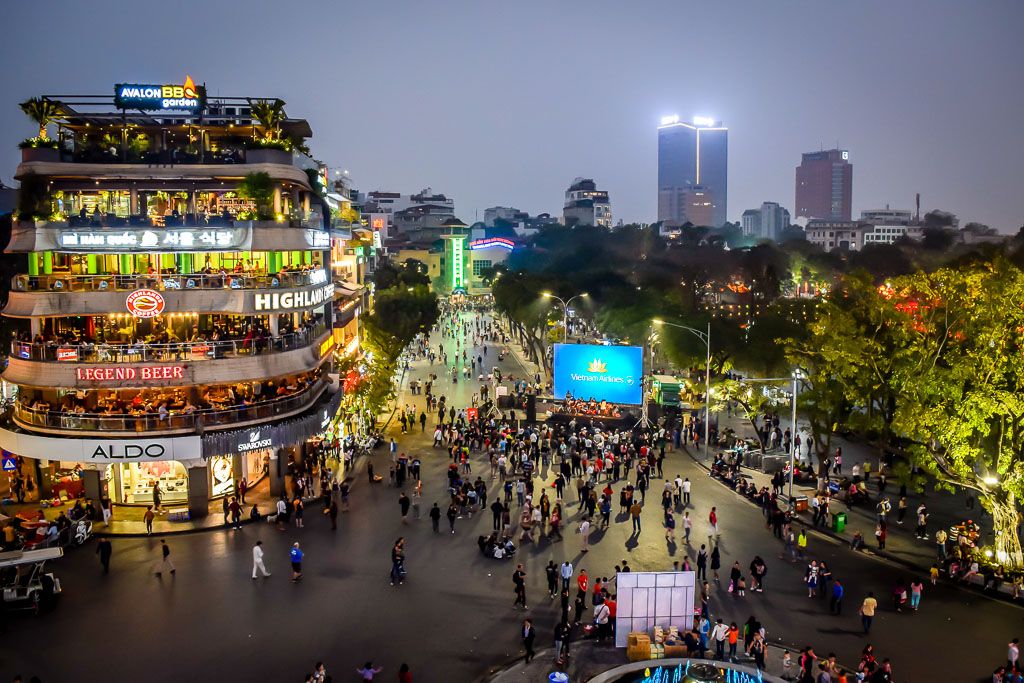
[
  {"left": 254, "top": 283, "right": 335, "bottom": 311},
  {"left": 115, "top": 75, "right": 207, "bottom": 111}
]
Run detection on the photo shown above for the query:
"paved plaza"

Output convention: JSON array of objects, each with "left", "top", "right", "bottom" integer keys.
[{"left": 1, "top": 312, "right": 1014, "bottom": 681}]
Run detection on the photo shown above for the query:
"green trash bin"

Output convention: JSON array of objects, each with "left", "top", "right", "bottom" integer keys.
[{"left": 833, "top": 512, "right": 847, "bottom": 533}]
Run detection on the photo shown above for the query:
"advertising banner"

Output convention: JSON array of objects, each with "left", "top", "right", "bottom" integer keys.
[{"left": 553, "top": 343, "right": 642, "bottom": 405}]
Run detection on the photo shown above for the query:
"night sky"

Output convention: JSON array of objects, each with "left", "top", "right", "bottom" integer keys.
[{"left": 1, "top": 0, "right": 1022, "bottom": 230}]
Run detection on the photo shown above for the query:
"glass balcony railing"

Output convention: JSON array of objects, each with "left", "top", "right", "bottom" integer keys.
[
  {"left": 11, "top": 325, "right": 327, "bottom": 364},
  {"left": 12, "top": 379, "right": 327, "bottom": 435},
  {"left": 13, "top": 269, "right": 327, "bottom": 293}
]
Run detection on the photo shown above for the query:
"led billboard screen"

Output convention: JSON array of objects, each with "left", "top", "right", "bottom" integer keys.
[{"left": 553, "top": 343, "right": 642, "bottom": 405}]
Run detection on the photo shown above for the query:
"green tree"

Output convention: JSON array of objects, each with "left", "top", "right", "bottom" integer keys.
[
  {"left": 19, "top": 97, "right": 62, "bottom": 139},
  {"left": 248, "top": 98, "right": 287, "bottom": 141},
  {"left": 887, "top": 259, "right": 1024, "bottom": 566},
  {"left": 236, "top": 172, "right": 275, "bottom": 219}
]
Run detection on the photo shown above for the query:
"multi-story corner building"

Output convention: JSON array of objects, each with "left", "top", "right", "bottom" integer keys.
[
  {"left": 804, "top": 219, "right": 868, "bottom": 251},
  {"left": 563, "top": 178, "right": 612, "bottom": 228},
  {"left": 795, "top": 149, "right": 853, "bottom": 221},
  {"left": 741, "top": 202, "right": 791, "bottom": 241},
  {"left": 657, "top": 115, "right": 728, "bottom": 227},
  {"left": 1, "top": 81, "right": 357, "bottom": 518}
]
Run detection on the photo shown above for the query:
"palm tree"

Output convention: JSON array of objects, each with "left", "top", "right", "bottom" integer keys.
[
  {"left": 19, "top": 97, "right": 63, "bottom": 139},
  {"left": 248, "top": 98, "right": 286, "bottom": 141}
]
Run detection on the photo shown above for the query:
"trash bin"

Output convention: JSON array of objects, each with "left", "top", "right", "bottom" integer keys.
[
  {"left": 833, "top": 511, "right": 847, "bottom": 533},
  {"left": 792, "top": 495, "right": 809, "bottom": 513},
  {"left": 549, "top": 673, "right": 569, "bottom": 683}
]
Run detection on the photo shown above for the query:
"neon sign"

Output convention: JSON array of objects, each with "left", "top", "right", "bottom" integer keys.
[
  {"left": 76, "top": 366, "right": 185, "bottom": 382},
  {"left": 115, "top": 75, "right": 206, "bottom": 111},
  {"left": 469, "top": 237, "right": 514, "bottom": 251}
]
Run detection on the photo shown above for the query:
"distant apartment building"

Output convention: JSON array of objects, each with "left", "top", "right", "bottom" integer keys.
[
  {"left": 795, "top": 149, "right": 853, "bottom": 221},
  {"left": 860, "top": 208, "right": 913, "bottom": 225},
  {"left": 804, "top": 220, "right": 868, "bottom": 251},
  {"left": 740, "top": 201, "right": 791, "bottom": 241},
  {"left": 483, "top": 206, "right": 530, "bottom": 226},
  {"left": 563, "top": 178, "right": 612, "bottom": 227},
  {"left": 657, "top": 116, "right": 728, "bottom": 227},
  {"left": 362, "top": 187, "right": 454, "bottom": 217}
]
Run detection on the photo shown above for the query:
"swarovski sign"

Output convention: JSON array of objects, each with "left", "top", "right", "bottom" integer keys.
[
  {"left": 254, "top": 283, "right": 335, "bottom": 311},
  {"left": 237, "top": 429, "right": 274, "bottom": 453}
]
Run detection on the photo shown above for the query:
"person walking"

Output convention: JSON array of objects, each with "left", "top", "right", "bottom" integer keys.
[
  {"left": 683, "top": 511, "right": 692, "bottom": 544},
  {"left": 710, "top": 545, "right": 721, "bottom": 583},
  {"left": 696, "top": 544, "right": 708, "bottom": 582},
  {"left": 513, "top": 563, "right": 528, "bottom": 609},
  {"left": 711, "top": 619, "right": 729, "bottom": 660},
  {"left": 252, "top": 540, "right": 271, "bottom": 579},
  {"left": 560, "top": 560, "right": 574, "bottom": 592},
  {"left": 859, "top": 592, "right": 877, "bottom": 634},
  {"left": 144, "top": 505, "right": 155, "bottom": 535},
  {"left": 96, "top": 538, "right": 112, "bottom": 574},
  {"left": 429, "top": 503, "right": 441, "bottom": 533},
  {"left": 554, "top": 621, "right": 569, "bottom": 664},
  {"left": 682, "top": 477, "right": 691, "bottom": 506},
  {"left": 546, "top": 560, "right": 558, "bottom": 598},
  {"left": 155, "top": 539, "right": 175, "bottom": 577},
  {"left": 909, "top": 577, "right": 924, "bottom": 611},
  {"left": 399, "top": 492, "right": 411, "bottom": 524},
  {"left": 629, "top": 500, "right": 643, "bottom": 534},
  {"left": 446, "top": 503, "right": 458, "bottom": 534},
  {"left": 325, "top": 498, "right": 338, "bottom": 530},
  {"left": 829, "top": 578, "right": 844, "bottom": 614},
  {"left": 664, "top": 510, "right": 676, "bottom": 543},
  {"left": 522, "top": 618, "right": 536, "bottom": 663},
  {"left": 290, "top": 542, "right": 304, "bottom": 582},
  {"left": 578, "top": 516, "right": 591, "bottom": 553},
  {"left": 708, "top": 506, "right": 720, "bottom": 542}
]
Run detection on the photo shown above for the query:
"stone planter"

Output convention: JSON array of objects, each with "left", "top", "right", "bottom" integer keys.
[
  {"left": 21, "top": 146, "right": 59, "bottom": 163},
  {"left": 245, "top": 148, "right": 292, "bottom": 165}
]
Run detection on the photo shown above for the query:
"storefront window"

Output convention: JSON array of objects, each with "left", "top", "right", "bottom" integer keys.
[
  {"left": 116, "top": 461, "right": 188, "bottom": 505},
  {"left": 242, "top": 449, "right": 270, "bottom": 484}
]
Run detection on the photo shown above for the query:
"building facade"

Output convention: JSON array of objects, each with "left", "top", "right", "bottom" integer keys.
[
  {"left": 2, "top": 84, "right": 355, "bottom": 518},
  {"left": 657, "top": 116, "right": 728, "bottom": 227},
  {"left": 740, "top": 201, "right": 790, "bottom": 241},
  {"left": 795, "top": 149, "right": 853, "bottom": 221},
  {"left": 563, "top": 178, "right": 612, "bottom": 228},
  {"left": 804, "top": 220, "right": 868, "bottom": 251}
]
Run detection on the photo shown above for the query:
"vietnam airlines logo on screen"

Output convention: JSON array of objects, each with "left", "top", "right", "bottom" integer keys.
[{"left": 587, "top": 358, "right": 608, "bottom": 373}]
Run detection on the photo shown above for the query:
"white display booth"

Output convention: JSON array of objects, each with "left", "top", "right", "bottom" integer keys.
[{"left": 614, "top": 571, "right": 697, "bottom": 648}]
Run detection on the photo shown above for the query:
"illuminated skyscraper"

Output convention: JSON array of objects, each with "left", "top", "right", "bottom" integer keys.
[{"left": 657, "top": 116, "right": 728, "bottom": 227}]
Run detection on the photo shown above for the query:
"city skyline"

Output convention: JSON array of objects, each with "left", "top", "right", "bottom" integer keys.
[{"left": 1, "top": 0, "right": 1022, "bottom": 230}]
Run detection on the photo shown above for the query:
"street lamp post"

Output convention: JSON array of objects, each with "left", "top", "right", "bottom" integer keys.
[
  {"left": 542, "top": 292, "right": 588, "bottom": 343},
  {"left": 652, "top": 318, "right": 712, "bottom": 461}
]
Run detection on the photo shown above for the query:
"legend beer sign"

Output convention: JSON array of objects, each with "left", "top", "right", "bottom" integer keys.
[
  {"left": 77, "top": 366, "right": 186, "bottom": 382},
  {"left": 115, "top": 75, "right": 207, "bottom": 111}
]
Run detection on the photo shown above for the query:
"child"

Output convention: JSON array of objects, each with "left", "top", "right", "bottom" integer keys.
[
  {"left": 782, "top": 650, "right": 793, "bottom": 681},
  {"left": 737, "top": 575, "right": 747, "bottom": 597},
  {"left": 930, "top": 563, "right": 940, "bottom": 586}
]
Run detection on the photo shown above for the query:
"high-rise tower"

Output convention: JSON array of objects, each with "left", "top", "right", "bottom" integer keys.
[{"left": 657, "top": 116, "right": 728, "bottom": 227}]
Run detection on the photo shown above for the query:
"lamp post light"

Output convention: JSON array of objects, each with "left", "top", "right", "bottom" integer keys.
[
  {"left": 542, "top": 291, "right": 588, "bottom": 343},
  {"left": 652, "top": 318, "right": 712, "bottom": 461}
]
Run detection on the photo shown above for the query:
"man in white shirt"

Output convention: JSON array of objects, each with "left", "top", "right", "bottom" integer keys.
[
  {"left": 593, "top": 601, "right": 611, "bottom": 642},
  {"left": 711, "top": 619, "right": 729, "bottom": 660},
  {"left": 560, "top": 560, "right": 574, "bottom": 591},
  {"left": 682, "top": 478, "right": 692, "bottom": 506},
  {"left": 579, "top": 517, "right": 592, "bottom": 553},
  {"left": 252, "top": 540, "right": 270, "bottom": 579}
]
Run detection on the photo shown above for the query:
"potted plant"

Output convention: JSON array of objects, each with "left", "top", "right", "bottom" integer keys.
[
  {"left": 236, "top": 172, "right": 276, "bottom": 222},
  {"left": 18, "top": 97, "right": 63, "bottom": 162},
  {"left": 245, "top": 98, "right": 292, "bottom": 164}
]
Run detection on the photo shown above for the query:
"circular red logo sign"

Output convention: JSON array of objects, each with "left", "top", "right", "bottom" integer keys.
[{"left": 126, "top": 289, "right": 166, "bottom": 318}]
